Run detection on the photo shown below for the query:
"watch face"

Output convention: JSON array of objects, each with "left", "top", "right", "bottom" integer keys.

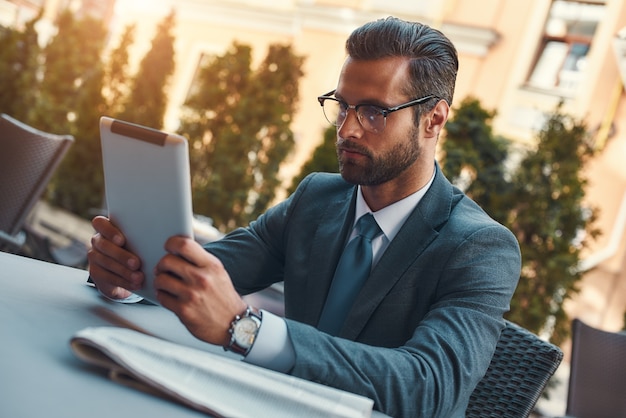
[{"left": 233, "top": 317, "right": 258, "bottom": 348}]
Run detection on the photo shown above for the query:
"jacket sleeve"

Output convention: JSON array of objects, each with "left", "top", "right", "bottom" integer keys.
[{"left": 204, "top": 173, "right": 323, "bottom": 295}]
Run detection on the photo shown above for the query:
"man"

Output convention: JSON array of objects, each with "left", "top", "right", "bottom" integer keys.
[{"left": 89, "top": 17, "right": 521, "bottom": 417}]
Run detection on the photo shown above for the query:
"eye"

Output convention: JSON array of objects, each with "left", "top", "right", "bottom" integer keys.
[{"left": 359, "top": 105, "right": 384, "bottom": 122}]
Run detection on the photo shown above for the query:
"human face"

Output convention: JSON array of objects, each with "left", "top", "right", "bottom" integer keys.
[{"left": 334, "top": 56, "right": 426, "bottom": 187}]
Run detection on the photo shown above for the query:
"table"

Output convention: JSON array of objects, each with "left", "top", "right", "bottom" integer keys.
[
  {"left": 0, "top": 251, "right": 236, "bottom": 417},
  {"left": 0, "top": 252, "right": 386, "bottom": 418}
]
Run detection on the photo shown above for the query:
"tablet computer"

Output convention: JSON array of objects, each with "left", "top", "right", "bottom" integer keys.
[{"left": 100, "top": 116, "right": 194, "bottom": 304}]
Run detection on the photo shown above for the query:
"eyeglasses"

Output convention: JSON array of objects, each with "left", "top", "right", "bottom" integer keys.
[{"left": 317, "top": 90, "right": 437, "bottom": 134}]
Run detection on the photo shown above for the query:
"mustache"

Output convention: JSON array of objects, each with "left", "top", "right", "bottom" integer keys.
[{"left": 336, "top": 139, "right": 371, "bottom": 157}]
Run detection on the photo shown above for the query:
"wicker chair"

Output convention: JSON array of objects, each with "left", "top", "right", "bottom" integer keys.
[
  {"left": 0, "top": 113, "right": 73, "bottom": 252},
  {"left": 466, "top": 320, "right": 563, "bottom": 418},
  {"left": 565, "top": 318, "right": 626, "bottom": 418}
]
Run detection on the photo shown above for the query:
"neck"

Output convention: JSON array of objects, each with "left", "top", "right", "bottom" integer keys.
[{"left": 361, "top": 162, "right": 435, "bottom": 212}]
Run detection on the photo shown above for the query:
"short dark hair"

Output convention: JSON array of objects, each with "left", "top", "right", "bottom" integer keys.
[{"left": 346, "top": 17, "right": 458, "bottom": 119}]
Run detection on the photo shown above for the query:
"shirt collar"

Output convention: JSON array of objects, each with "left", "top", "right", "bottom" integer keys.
[{"left": 354, "top": 169, "right": 436, "bottom": 242}]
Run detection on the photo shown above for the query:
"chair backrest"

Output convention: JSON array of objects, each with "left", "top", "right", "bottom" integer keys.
[
  {"left": 0, "top": 113, "right": 73, "bottom": 242},
  {"left": 566, "top": 318, "right": 626, "bottom": 418},
  {"left": 466, "top": 320, "right": 564, "bottom": 418}
]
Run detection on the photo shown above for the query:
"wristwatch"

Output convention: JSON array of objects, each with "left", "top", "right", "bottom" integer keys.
[{"left": 226, "top": 306, "right": 262, "bottom": 356}]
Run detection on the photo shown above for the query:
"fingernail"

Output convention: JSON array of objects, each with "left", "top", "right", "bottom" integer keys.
[
  {"left": 127, "top": 258, "right": 138, "bottom": 269},
  {"left": 113, "top": 234, "right": 124, "bottom": 246}
]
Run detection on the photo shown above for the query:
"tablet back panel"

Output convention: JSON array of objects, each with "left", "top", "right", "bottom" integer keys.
[{"left": 100, "top": 117, "right": 194, "bottom": 303}]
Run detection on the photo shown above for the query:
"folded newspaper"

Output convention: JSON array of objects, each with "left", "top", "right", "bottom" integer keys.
[{"left": 70, "top": 327, "right": 374, "bottom": 418}]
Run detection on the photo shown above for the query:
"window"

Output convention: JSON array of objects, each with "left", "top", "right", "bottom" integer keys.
[{"left": 527, "top": 0, "right": 605, "bottom": 95}]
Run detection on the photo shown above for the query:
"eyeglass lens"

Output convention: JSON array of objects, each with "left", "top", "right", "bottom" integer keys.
[{"left": 322, "top": 100, "right": 385, "bottom": 133}]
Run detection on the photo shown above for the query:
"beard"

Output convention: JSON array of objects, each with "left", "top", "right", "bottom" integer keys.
[{"left": 337, "top": 126, "right": 421, "bottom": 186}]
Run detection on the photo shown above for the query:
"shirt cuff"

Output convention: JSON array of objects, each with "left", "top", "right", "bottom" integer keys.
[{"left": 243, "top": 310, "right": 295, "bottom": 373}]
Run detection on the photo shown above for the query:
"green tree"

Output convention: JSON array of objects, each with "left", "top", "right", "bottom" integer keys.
[
  {"left": 0, "top": 13, "right": 41, "bottom": 122},
  {"left": 104, "top": 24, "right": 136, "bottom": 117},
  {"left": 32, "top": 10, "right": 106, "bottom": 134},
  {"left": 506, "top": 105, "right": 599, "bottom": 345},
  {"left": 31, "top": 10, "right": 108, "bottom": 216},
  {"left": 441, "top": 98, "right": 598, "bottom": 345},
  {"left": 119, "top": 11, "right": 175, "bottom": 128},
  {"left": 1, "top": 9, "right": 174, "bottom": 218},
  {"left": 50, "top": 63, "right": 107, "bottom": 216},
  {"left": 287, "top": 125, "right": 338, "bottom": 195},
  {"left": 179, "top": 42, "right": 305, "bottom": 231},
  {"left": 441, "top": 97, "right": 511, "bottom": 224}
]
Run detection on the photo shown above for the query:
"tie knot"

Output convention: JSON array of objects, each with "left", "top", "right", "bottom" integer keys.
[{"left": 356, "top": 213, "right": 382, "bottom": 240}]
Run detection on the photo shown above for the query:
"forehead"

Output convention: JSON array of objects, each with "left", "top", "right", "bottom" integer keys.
[{"left": 336, "top": 56, "right": 411, "bottom": 104}]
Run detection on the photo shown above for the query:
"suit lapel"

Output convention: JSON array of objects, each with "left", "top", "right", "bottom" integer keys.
[{"left": 340, "top": 167, "right": 454, "bottom": 339}]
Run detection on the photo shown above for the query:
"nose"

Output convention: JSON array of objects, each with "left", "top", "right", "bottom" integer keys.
[{"left": 337, "top": 106, "right": 364, "bottom": 138}]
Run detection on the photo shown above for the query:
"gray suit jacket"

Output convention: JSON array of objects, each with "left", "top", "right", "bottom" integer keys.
[{"left": 206, "top": 165, "right": 521, "bottom": 417}]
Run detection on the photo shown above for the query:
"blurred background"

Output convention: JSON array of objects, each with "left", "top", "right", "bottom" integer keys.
[{"left": 1, "top": 1, "right": 625, "bottom": 414}]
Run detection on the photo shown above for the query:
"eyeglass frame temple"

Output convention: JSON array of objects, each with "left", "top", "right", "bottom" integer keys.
[{"left": 317, "top": 90, "right": 336, "bottom": 107}]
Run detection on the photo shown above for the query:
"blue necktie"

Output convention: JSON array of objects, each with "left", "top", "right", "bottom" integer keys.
[{"left": 318, "top": 213, "right": 382, "bottom": 335}]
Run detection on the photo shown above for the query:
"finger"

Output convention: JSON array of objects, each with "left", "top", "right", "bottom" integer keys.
[
  {"left": 155, "top": 287, "right": 178, "bottom": 311},
  {"left": 164, "top": 236, "right": 214, "bottom": 267},
  {"left": 87, "top": 245, "right": 144, "bottom": 290},
  {"left": 154, "top": 270, "right": 188, "bottom": 300},
  {"left": 154, "top": 253, "right": 192, "bottom": 286},
  {"left": 91, "top": 232, "right": 141, "bottom": 271},
  {"left": 88, "top": 260, "right": 142, "bottom": 297},
  {"left": 156, "top": 249, "right": 223, "bottom": 291},
  {"left": 92, "top": 216, "right": 125, "bottom": 247}
]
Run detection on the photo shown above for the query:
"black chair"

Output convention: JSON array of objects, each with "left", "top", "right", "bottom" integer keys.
[
  {"left": 466, "top": 320, "right": 564, "bottom": 418},
  {"left": 0, "top": 113, "right": 74, "bottom": 253},
  {"left": 565, "top": 318, "right": 626, "bottom": 418}
]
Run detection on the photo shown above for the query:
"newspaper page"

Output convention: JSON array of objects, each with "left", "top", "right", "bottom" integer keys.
[{"left": 70, "top": 327, "right": 374, "bottom": 418}]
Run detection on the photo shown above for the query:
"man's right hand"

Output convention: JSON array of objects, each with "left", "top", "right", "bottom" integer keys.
[{"left": 87, "top": 216, "right": 144, "bottom": 300}]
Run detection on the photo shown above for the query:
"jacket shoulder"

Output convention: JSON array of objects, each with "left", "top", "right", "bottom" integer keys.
[{"left": 289, "top": 172, "right": 354, "bottom": 204}]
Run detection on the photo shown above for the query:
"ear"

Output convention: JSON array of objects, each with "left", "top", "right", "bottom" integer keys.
[{"left": 423, "top": 99, "right": 450, "bottom": 139}]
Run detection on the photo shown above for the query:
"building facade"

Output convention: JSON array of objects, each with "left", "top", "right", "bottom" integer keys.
[{"left": 2, "top": 0, "right": 625, "bottom": 367}]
